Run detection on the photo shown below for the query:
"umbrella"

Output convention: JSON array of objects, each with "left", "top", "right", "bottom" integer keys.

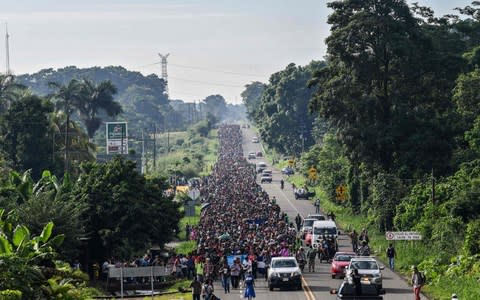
[
  {"left": 219, "top": 233, "right": 231, "bottom": 241},
  {"left": 201, "top": 203, "right": 211, "bottom": 211}
]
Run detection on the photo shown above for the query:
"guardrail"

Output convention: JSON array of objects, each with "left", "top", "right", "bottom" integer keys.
[{"left": 107, "top": 266, "right": 172, "bottom": 298}]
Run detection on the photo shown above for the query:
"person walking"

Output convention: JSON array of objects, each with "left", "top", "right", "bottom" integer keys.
[
  {"left": 386, "top": 243, "right": 396, "bottom": 271},
  {"left": 411, "top": 265, "right": 426, "bottom": 300},
  {"left": 350, "top": 230, "right": 359, "bottom": 252},
  {"left": 221, "top": 261, "right": 231, "bottom": 293},
  {"left": 243, "top": 271, "right": 256, "bottom": 300},
  {"left": 190, "top": 277, "right": 202, "bottom": 300},
  {"left": 307, "top": 245, "right": 317, "bottom": 272},
  {"left": 231, "top": 258, "right": 241, "bottom": 289},
  {"left": 314, "top": 199, "right": 320, "bottom": 213},
  {"left": 295, "top": 213, "right": 302, "bottom": 231}
]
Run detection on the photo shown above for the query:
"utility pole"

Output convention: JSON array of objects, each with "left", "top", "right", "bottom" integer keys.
[
  {"left": 153, "top": 124, "right": 157, "bottom": 169},
  {"left": 141, "top": 129, "right": 145, "bottom": 174},
  {"left": 5, "top": 23, "right": 11, "bottom": 75},
  {"left": 158, "top": 53, "right": 170, "bottom": 98},
  {"left": 431, "top": 168, "right": 436, "bottom": 204},
  {"left": 64, "top": 102, "right": 70, "bottom": 174}
]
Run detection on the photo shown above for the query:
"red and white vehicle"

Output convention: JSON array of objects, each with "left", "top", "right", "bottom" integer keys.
[{"left": 330, "top": 251, "right": 356, "bottom": 279}]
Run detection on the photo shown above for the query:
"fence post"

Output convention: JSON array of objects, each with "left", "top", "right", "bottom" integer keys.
[
  {"left": 120, "top": 267, "right": 124, "bottom": 299},
  {"left": 151, "top": 266, "right": 154, "bottom": 299}
]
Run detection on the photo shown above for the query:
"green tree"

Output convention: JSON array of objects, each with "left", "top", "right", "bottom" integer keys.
[
  {"left": 48, "top": 79, "right": 84, "bottom": 174},
  {"left": 201, "top": 95, "right": 227, "bottom": 121},
  {"left": 0, "top": 74, "right": 25, "bottom": 114},
  {"left": 72, "top": 157, "right": 181, "bottom": 262},
  {"left": 255, "top": 61, "right": 325, "bottom": 155},
  {"left": 78, "top": 79, "right": 123, "bottom": 139},
  {"left": 241, "top": 81, "right": 265, "bottom": 122},
  {"left": 0, "top": 94, "right": 54, "bottom": 179}
]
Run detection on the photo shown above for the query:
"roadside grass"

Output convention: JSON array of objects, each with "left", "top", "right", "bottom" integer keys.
[
  {"left": 151, "top": 294, "right": 192, "bottom": 300},
  {"left": 284, "top": 173, "right": 473, "bottom": 299},
  {"left": 176, "top": 205, "right": 200, "bottom": 255}
]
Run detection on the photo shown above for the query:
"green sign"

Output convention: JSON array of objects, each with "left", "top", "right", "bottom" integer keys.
[{"left": 107, "top": 122, "right": 127, "bottom": 140}]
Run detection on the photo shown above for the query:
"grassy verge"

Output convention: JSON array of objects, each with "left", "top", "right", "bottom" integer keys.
[{"left": 284, "top": 173, "right": 478, "bottom": 299}]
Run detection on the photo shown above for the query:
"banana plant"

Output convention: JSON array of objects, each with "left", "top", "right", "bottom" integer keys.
[{"left": 0, "top": 209, "right": 64, "bottom": 261}]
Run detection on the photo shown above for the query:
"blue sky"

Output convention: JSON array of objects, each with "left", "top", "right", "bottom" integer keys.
[{"left": 0, "top": 0, "right": 473, "bottom": 103}]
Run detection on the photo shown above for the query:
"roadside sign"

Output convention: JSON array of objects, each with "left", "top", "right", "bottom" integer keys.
[
  {"left": 308, "top": 167, "right": 317, "bottom": 174},
  {"left": 288, "top": 159, "right": 295, "bottom": 167},
  {"left": 386, "top": 231, "right": 422, "bottom": 240},
  {"left": 106, "top": 122, "right": 128, "bottom": 154},
  {"left": 308, "top": 173, "right": 318, "bottom": 180},
  {"left": 188, "top": 188, "right": 200, "bottom": 201},
  {"left": 336, "top": 184, "right": 347, "bottom": 201}
]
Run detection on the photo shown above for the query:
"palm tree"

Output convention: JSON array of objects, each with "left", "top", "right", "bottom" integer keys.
[
  {"left": 48, "top": 79, "right": 83, "bottom": 174},
  {"left": 0, "top": 74, "right": 26, "bottom": 114},
  {"left": 78, "top": 79, "right": 123, "bottom": 139}
]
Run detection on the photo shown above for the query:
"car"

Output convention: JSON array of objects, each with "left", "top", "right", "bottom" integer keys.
[
  {"left": 345, "top": 257, "right": 384, "bottom": 290},
  {"left": 256, "top": 151, "right": 263, "bottom": 157},
  {"left": 267, "top": 257, "right": 302, "bottom": 291},
  {"left": 252, "top": 136, "right": 259, "bottom": 143},
  {"left": 312, "top": 220, "right": 339, "bottom": 250},
  {"left": 300, "top": 218, "right": 317, "bottom": 235},
  {"left": 257, "top": 162, "right": 267, "bottom": 173},
  {"left": 281, "top": 167, "right": 295, "bottom": 175},
  {"left": 247, "top": 152, "right": 256, "bottom": 159},
  {"left": 294, "top": 188, "right": 315, "bottom": 200},
  {"left": 306, "top": 213, "right": 326, "bottom": 221},
  {"left": 331, "top": 252, "right": 356, "bottom": 279},
  {"left": 260, "top": 172, "right": 272, "bottom": 183},
  {"left": 330, "top": 280, "right": 385, "bottom": 299}
]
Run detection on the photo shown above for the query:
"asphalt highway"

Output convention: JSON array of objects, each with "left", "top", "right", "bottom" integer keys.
[{"left": 212, "top": 127, "right": 427, "bottom": 300}]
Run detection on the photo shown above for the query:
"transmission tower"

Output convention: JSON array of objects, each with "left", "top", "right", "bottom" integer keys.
[
  {"left": 5, "top": 23, "right": 11, "bottom": 75},
  {"left": 158, "top": 53, "right": 170, "bottom": 98}
]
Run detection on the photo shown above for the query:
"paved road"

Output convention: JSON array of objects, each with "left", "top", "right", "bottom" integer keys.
[{"left": 212, "top": 127, "right": 426, "bottom": 300}]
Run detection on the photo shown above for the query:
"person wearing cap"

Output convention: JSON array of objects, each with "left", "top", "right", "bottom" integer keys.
[{"left": 411, "top": 265, "right": 425, "bottom": 300}]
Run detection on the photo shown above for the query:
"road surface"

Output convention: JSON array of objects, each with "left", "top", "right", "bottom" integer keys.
[{"left": 211, "top": 127, "right": 426, "bottom": 300}]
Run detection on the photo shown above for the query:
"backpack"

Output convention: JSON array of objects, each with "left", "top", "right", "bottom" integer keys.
[{"left": 417, "top": 272, "right": 426, "bottom": 285}]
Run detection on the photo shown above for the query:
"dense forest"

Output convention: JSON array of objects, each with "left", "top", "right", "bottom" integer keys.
[{"left": 244, "top": 1, "right": 480, "bottom": 298}]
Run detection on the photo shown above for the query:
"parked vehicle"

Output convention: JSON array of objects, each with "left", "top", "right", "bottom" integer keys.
[
  {"left": 256, "top": 151, "right": 263, "bottom": 157},
  {"left": 267, "top": 257, "right": 302, "bottom": 291},
  {"left": 281, "top": 167, "right": 295, "bottom": 175},
  {"left": 331, "top": 252, "right": 356, "bottom": 279},
  {"left": 252, "top": 136, "right": 259, "bottom": 143},
  {"left": 261, "top": 172, "right": 272, "bottom": 183},
  {"left": 247, "top": 152, "right": 256, "bottom": 159},
  {"left": 294, "top": 189, "right": 315, "bottom": 200}
]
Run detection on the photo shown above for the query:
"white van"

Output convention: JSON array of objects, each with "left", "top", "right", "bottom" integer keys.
[{"left": 312, "top": 220, "right": 338, "bottom": 249}]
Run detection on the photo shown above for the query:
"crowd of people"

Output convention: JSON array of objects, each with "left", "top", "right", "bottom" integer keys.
[{"left": 182, "top": 125, "right": 300, "bottom": 299}]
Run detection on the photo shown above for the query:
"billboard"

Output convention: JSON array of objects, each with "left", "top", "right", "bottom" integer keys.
[{"left": 106, "top": 122, "right": 128, "bottom": 154}]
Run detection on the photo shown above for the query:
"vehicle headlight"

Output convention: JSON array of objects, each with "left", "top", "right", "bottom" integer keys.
[
  {"left": 373, "top": 273, "right": 382, "bottom": 278},
  {"left": 291, "top": 271, "right": 301, "bottom": 277},
  {"left": 271, "top": 272, "right": 280, "bottom": 277}
]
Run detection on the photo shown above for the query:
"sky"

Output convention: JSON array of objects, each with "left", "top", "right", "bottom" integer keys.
[{"left": 0, "top": 0, "right": 473, "bottom": 104}]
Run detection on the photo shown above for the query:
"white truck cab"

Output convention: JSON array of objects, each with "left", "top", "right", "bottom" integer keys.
[{"left": 312, "top": 220, "right": 338, "bottom": 249}]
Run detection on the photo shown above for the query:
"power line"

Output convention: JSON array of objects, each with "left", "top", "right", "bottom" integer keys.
[
  {"left": 168, "top": 76, "right": 245, "bottom": 88},
  {"left": 134, "top": 61, "right": 266, "bottom": 78}
]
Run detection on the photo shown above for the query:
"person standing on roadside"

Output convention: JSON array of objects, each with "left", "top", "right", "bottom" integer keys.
[
  {"left": 190, "top": 277, "right": 202, "bottom": 300},
  {"left": 314, "top": 199, "right": 320, "bottom": 213},
  {"left": 350, "top": 230, "right": 359, "bottom": 252},
  {"left": 386, "top": 243, "right": 396, "bottom": 271},
  {"left": 411, "top": 265, "right": 426, "bottom": 300}
]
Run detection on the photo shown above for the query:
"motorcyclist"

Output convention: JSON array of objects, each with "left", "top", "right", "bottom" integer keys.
[{"left": 358, "top": 240, "right": 371, "bottom": 256}]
